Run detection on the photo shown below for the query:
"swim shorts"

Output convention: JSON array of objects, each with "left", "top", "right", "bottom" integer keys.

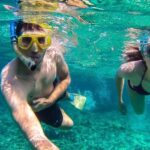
[
  {"left": 35, "top": 91, "right": 66, "bottom": 127},
  {"left": 35, "top": 103, "right": 63, "bottom": 127}
]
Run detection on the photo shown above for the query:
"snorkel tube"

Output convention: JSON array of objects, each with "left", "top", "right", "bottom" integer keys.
[
  {"left": 138, "top": 35, "right": 150, "bottom": 53},
  {"left": 10, "top": 20, "right": 37, "bottom": 71},
  {"left": 10, "top": 21, "right": 18, "bottom": 43}
]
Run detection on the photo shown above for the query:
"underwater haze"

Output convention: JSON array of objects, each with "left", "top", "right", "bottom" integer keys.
[{"left": 1, "top": 0, "right": 150, "bottom": 149}]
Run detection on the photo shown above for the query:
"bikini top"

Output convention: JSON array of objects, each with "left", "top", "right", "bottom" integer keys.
[{"left": 128, "top": 62, "right": 150, "bottom": 95}]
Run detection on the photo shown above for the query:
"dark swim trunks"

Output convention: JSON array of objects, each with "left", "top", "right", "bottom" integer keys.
[
  {"left": 35, "top": 78, "right": 67, "bottom": 128},
  {"left": 35, "top": 92, "right": 66, "bottom": 127},
  {"left": 35, "top": 79, "right": 67, "bottom": 127},
  {"left": 35, "top": 103, "right": 63, "bottom": 127}
]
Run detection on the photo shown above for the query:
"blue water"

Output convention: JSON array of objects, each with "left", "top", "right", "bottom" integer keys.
[{"left": 1, "top": 0, "right": 150, "bottom": 149}]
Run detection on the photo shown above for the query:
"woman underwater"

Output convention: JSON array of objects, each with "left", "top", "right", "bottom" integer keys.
[{"left": 116, "top": 35, "right": 150, "bottom": 115}]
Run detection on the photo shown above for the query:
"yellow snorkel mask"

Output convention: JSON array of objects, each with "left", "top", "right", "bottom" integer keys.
[
  {"left": 10, "top": 20, "right": 53, "bottom": 71},
  {"left": 18, "top": 33, "right": 51, "bottom": 50},
  {"left": 17, "top": 21, "right": 52, "bottom": 51}
]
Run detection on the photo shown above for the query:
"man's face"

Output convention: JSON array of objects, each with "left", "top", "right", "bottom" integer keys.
[{"left": 15, "top": 30, "right": 51, "bottom": 65}]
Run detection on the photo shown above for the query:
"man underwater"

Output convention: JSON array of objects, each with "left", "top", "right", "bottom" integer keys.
[{"left": 1, "top": 20, "right": 74, "bottom": 150}]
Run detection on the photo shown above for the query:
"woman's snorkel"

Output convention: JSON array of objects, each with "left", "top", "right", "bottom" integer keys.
[
  {"left": 10, "top": 20, "right": 37, "bottom": 71},
  {"left": 138, "top": 35, "right": 150, "bottom": 57}
]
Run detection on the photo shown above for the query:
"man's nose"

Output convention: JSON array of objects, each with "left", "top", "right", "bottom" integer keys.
[{"left": 31, "top": 42, "right": 39, "bottom": 53}]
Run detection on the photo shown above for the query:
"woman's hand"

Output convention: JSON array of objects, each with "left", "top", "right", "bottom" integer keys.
[{"left": 31, "top": 98, "right": 52, "bottom": 112}]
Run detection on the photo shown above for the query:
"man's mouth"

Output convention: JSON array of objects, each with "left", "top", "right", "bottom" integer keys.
[{"left": 31, "top": 55, "right": 41, "bottom": 62}]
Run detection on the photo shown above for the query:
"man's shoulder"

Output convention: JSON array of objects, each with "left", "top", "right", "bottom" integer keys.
[
  {"left": 45, "top": 47, "right": 64, "bottom": 61},
  {"left": 1, "top": 59, "right": 17, "bottom": 92},
  {"left": 1, "top": 59, "right": 16, "bottom": 78}
]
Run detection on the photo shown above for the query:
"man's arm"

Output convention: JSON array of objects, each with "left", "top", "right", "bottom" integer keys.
[
  {"left": 48, "top": 53, "right": 71, "bottom": 104},
  {"left": 1, "top": 67, "right": 59, "bottom": 150}
]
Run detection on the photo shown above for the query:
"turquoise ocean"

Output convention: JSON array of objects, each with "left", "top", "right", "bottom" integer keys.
[{"left": 0, "top": 0, "right": 150, "bottom": 149}]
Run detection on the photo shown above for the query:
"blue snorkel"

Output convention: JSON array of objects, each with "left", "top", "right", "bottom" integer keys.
[
  {"left": 10, "top": 20, "right": 37, "bottom": 71},
  {"left": 139, "top": 35, "right": 150, "bottom": 54},
  {"left": 10, "top": 20, "right": 18, "bottom": 43},
  {"left": 138, "top": 35, "right": 150, "bottom": 58}
]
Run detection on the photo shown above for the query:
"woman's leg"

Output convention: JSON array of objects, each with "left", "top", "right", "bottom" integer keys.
[{"left": 127, "top": 85, "right": 145, "bottom": 114}]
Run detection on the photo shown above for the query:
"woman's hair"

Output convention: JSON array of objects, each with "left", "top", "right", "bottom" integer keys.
[
  {"left": 123, "top": 43, "right": 143, "bottom": 62},
  {"left": 16, "top": 20, "right": 45, "bottom": 36}
]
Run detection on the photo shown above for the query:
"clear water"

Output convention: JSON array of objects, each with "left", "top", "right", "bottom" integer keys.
[{"left": 1, "top": 0, "right": 150, "bottom": 149}]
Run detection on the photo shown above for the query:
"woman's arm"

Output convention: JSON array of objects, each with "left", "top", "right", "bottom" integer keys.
[
  {"left": 116, "top": 71, "right": 127, "bottom": 115},
  {"left": 115, "top": 63, "right": 133, "bottom": 115},
  {"left": 116, "top": 73, "right": 124, "bottom": 106},
  {"left": 116, "top": 60, "right": 143, "bottom": 114}
]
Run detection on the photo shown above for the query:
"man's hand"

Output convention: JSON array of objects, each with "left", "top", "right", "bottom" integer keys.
[
  {"left": 31, "top": 98, "right": 52, "bottom": 112},
  {"left": 34, "top": 139, "right": 60, "bottom": 150},
  {"left": 119, "top": 101, "right": 127, "bottom": 115}
]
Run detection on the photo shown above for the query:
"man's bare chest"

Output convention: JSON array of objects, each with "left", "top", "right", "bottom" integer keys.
[{"left": 19, "top": 62, "right": 57, "bottom": 101}]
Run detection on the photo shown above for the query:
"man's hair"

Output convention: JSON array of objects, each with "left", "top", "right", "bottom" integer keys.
[{"left": 16, "top": 20, "right": 45, "bottom": 36}]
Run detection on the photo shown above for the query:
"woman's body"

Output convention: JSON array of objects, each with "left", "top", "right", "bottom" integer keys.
[{"left": 116, "top": 37, "right": 150, "bottom": 115}]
